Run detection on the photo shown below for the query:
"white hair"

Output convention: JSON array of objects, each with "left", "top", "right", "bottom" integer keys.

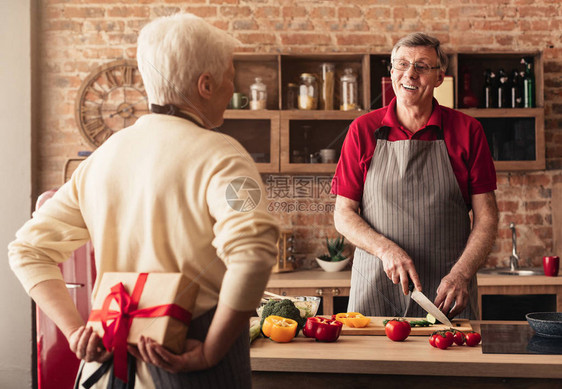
[{"left": 136, "top": 13, "right": 240, "bottom": 107}]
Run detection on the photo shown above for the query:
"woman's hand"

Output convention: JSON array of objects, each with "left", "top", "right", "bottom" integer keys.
[
  {"left": 128, "top": 337, "right": 212, "bottom": 374},
  {"left": 67, "top": 326, "right": 112, "bottom": 363}
]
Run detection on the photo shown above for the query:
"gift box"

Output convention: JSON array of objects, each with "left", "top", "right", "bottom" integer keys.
[{"left": 87, "top": 272, "right": 199, "bottom": 355}]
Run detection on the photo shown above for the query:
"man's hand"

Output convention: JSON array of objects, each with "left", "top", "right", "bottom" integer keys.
[
  {"left": 434, "top": 272, "right": 470, "bottom": 318},
  {"left": 378, "top": 240, "right": 422, "bottom": 295},
  {"left": 128, "top": 337, "right": 211, "bottom": 374},
  {"left": 68, "top": 326, "right": 111, "bottom": 363}
]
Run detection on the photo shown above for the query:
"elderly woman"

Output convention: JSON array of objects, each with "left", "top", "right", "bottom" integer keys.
[{"left": 9, "top": 13, "right": 279, "bottom": 388}]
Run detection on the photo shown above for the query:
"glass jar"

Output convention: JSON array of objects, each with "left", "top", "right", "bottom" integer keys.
[
  {"left": 249, "top": 77, "right": 267, "bottom": 110},
  {"left": 340, "top": 68, "right": 358, "bottom": 111},
  {"left": 286, "top": 83, "right": 298, "bottom": 110},
  {"left": 298, "top": 73, "right": 318, "bottom": 110},
  {"left": 320, "top": 63, "right": 335, "bottom": 110}
]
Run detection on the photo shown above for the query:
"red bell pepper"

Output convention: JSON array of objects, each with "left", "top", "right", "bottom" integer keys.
[{"left": 303, "top": 316, "right": 342, "bottom": 342}]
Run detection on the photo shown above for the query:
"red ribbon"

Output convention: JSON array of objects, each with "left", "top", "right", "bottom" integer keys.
[{"left": 88, "top": 273, "right": 192, "bottom": 382}]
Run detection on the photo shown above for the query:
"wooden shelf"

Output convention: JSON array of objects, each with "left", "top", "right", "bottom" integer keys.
[{"left": 226, "top": 51, "right": 545, "bottom": 174}]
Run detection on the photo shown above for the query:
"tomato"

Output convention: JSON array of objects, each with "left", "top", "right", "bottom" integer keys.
[
  {"left": 444, "top": 330, "right": 454, "bottom": 343},
  {"left": 434, "top": 333, "right": 453, "bottom": 350},
  {"left": 429, "top": 333, "right": 439, "bottom": 348},
  {"left": 465, "top": 331, "right": 482, "bottom": 347},
  {"left": 453, "top": 331, "right": 466, "bottom": 346},
  {"left": 384, "top": 319, "right": 411, "bottom": 341}
]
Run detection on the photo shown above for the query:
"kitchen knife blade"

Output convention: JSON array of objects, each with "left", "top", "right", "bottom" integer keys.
[{"left": 410, "top": 289, "right": 453, "bottom": 327}]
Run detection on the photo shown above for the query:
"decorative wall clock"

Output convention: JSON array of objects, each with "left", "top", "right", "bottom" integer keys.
[{"left": 75, "top": 59, "right": 148, "bottom": 148}]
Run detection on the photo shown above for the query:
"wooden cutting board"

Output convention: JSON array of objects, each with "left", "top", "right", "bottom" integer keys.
[{"left": 339, "top": 316, "right": 472, "bottom": 336}]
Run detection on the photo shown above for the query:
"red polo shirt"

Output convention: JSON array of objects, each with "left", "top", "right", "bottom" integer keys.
[{"left": 332, "top": 98, "right": 497, "bottom": 208}]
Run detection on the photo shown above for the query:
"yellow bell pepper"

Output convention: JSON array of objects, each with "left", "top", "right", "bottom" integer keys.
[
  {"left": 334, "top": 312, "right": 371, "bottom": 328},
  {"left": 262, "top": 315, "right": 298, "bottom": 343}
]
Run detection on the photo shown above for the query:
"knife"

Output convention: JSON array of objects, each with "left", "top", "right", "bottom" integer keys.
[
  {"left": 411, "top": 290, "right": 453, "bottom": 327},
  {"left": 405, "top": 282, "right": 453, "bottom": 327}
]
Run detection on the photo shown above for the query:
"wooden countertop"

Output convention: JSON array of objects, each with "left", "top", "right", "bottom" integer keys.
[
  {"left": 268, "top": 269, "right": 562, "bottom": 288},
  {"left": 267, "top": 269, "right": 351, "bottom": 288},
  {"left": 477, "top": 273, "right": 562, "bottom": 286},
  {"left": 250, "top": 321, "right": 562, "bottom": 379}
]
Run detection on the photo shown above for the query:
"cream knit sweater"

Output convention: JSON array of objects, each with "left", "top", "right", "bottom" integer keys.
[{"left": 9, "top": 113, "right": 279, "bottom": 318}]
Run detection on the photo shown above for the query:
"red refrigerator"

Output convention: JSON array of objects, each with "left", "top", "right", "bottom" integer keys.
[{"left": 35, "top": 190, "right": 97, "bottom": 389}]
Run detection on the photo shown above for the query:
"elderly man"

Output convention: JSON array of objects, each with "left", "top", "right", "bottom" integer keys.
[
  {"left": 333, "top": 33, "right": 498, "bottom": 320},
  {"left": 9, "top": 13, "right": 279, "bottom": 388}
]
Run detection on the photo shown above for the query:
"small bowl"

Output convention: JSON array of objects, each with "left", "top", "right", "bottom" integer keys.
[
  {"left": 526, "top": 312, "right": 562, "bottom": 338},
  {"left": 256, "top": 296, "right": 321, "bottom": 319},
  {"left": 315, "top": 257, "right": 350, "bottom": 272}
]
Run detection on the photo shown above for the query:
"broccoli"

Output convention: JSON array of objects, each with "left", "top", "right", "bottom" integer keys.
[{"left": 259, "top": 299, "right": 306, "bottom": 334}]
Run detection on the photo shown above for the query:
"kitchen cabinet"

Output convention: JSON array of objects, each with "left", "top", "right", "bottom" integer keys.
[
  {"left": 222, "top": 51, "right": 544, "bottom": 173},
  {"left": 266, "top": 269, "right": 351, "bottom": 315},
  {"left": 476, "top": 273, "right": 562, "bottom": 320}
]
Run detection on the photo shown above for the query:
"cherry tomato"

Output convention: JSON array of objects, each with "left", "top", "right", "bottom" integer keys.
[
  {"left": 444, "top": 330, "right": 454, "bottom": 343},
  {"left": 384, "top": 319, "right": 411, "bottom": 341},
  {"left": 465, "top": 331, "right": 482, "bottom": 347},
  {"left": 453, "top": 331, "right": 466, "bottom": 346},
  {"left": 434, "top": 333, "right": 453, "bottom": 350},
  {"left": 429, "top": 333, "right": 439, "bottom": 348}
]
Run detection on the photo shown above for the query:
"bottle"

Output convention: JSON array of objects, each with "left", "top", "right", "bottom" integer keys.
[
  {"left": 298, "top": 73, "right": 318, "bottom": 110},
  {"left": 460, "top": 68, "right": 478, "bottom": 108},
  {"left": 320, "top": 63, "right": 335, "bottom": 110},
  {"left": 510, "top": 69, "right": 522, "bottom": 108},
  {"left": 483, "top": 69, "right": 494, "bottom": 108},
  {"left": 249, "top": 77, "right": 267, "bottom": 110},
  {"left": 340, "top": 68, "right": 358, "bottom": 111},
  {"left": 497, "top": 68, "right": 509, "bottom": 108},
  {"left": 286, "top": 83, "right": 298, "bottom": 110},
  {"left": 522, "top": 58, "right": 535, "bottom": 108}
]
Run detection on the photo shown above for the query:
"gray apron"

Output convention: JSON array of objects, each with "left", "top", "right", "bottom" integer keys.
[
  {"left": 76, "top": 307, "right": 251, "bottom": 388},
  {"left": 147, "top": 307, "right": 252, "bottom": 389},
  {"left": 348, "top": 126, "right": 478, "bottom": 319}
]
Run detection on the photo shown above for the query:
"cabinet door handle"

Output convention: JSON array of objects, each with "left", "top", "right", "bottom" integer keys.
[
  {"left": 332, "top": 288, "right": 340, "bottom": 296},
  {"left": 315, "top": 288, "right": 323, "bottom": 296}
]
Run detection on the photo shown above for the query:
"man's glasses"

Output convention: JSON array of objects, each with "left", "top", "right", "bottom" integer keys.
[{"left": 392, "top": 59, "right": 440, "bottom": 74}]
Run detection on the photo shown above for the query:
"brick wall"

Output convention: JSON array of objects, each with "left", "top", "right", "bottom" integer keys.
[{"left": 36, "top": 0, "right": 562, "bottom": 268}]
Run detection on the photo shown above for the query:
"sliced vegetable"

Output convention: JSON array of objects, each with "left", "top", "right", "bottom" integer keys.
[
  {"left": 384, "top": 318, "right": 411, "bottom": 341},
  {"left": 333, "top": 312, "right": 371, "bottom": 328},
  {"left": 426, "top": 313, "right": 437, "bottom": 324},
  {"left": 409, "top": 320, "right": 432, "bottom": 327},
  {"left": 303, "top": 316, "right": 342, "bottom": 342},
  {"left": 262, "top": 315, "right": 298, "bottom": 343}
]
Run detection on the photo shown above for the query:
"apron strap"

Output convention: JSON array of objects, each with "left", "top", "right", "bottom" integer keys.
[
  {"left": 434, "top": 125, "right": 444, "bottom": 140},
  {"left": 374, "top": 126, "right": 390, "bottom": 140},
  {"left": 151, "top": 103, "right": 200, "bottom": 125},
  {"left": 375, "top": 125, "right": 444, "bottom": 140}
]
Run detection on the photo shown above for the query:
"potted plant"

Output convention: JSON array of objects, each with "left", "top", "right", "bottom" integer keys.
[{"left": 315, "top": 236, "right": 351, "bottom": 272}]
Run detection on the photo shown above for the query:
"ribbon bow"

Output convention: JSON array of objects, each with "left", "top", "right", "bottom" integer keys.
[{"left": 88, "top": 273, "right": 192, "bottom": 382}]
